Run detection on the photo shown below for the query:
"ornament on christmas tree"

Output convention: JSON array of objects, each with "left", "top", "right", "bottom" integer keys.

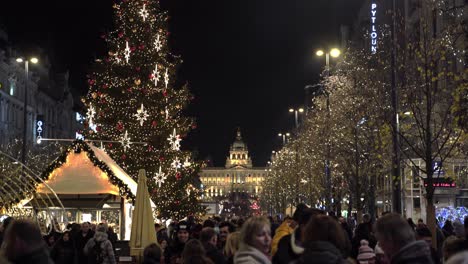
[
  {"left": 164, "top": 68, "right": 169, "bottom": 89},
  {"left": 114, "top": 45, "right": 122, "bottom": 63},
  {"left": 86, "top": 105, "right": 96, "bottom": 126},
  {"left": 153, "top": 166, "right": 167, "bottom": 188},
  {"left": 171, "top": 158, "right": 182, "bottom": 170},
  {"left": 183, "top": 157, "right": 192, "bottom": 168},
  {"left": 167, "top": 128, "right": 181, "bottom": 151},
  {"left": 151, "top": 64, "right": 160, "bottom": 87},
  {"left": 124, "top": 41, "right": 131, "bottom": 63},
  {"left": 134, "top": 103, "right": 150, "bottom": 126},
  {"left": 176, "top": 172, "right": 182, "bottom": 180},
  {"left": 165, "top": 107, "right": 169, "bottom": 120},
  {"left": 154, "top": 34, "right": 162, "bottom": 52},
  {"left": 134, "top": 79, "right": 141, "bottom": 86},
  {"left": 139, "top": 4, "right": 149, "bottom": 21},
  {"left": 116, "top": 121, "right": 124, "bottom": 131},
  {"left": 120, "top": 130, "right": 131, "bottom": 152}
]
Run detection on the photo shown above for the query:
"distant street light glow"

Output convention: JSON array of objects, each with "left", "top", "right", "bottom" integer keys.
[
  {"left": 316, "top": 50, "right": 324, "bottom": 57},
  {"left": 30, "top": 57, "right": 39, "bottom": 64},
  {"left": 330, "top": 48, "right": 341, "bottom": 58}
]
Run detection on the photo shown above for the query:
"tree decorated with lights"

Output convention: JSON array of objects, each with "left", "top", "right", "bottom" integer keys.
[{"left": 82, "top": 0, "right": 205, "bottom": 220}]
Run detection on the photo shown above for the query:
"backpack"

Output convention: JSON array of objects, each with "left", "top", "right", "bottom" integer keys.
[{"left": 88, "top": 239, "right": 105, "bottom": 264}]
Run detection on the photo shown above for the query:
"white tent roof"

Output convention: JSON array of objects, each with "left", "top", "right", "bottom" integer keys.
[{"left": 37, "top": 142, "right": 155, "bottom": 207}]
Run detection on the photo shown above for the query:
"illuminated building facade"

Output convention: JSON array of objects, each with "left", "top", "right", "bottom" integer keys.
[{"left": 200, "top": 129, "right": 267, "bottom": 216}]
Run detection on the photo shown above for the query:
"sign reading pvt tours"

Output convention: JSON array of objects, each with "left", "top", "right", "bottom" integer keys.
[
  {"left": 36, "top": 115, "right": 44, "bottom": 144},
  {"left": 370, "top": 2, "right": 378, "bottom": 54}
]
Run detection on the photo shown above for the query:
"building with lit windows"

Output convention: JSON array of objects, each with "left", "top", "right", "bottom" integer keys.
[
  {"left": 0, "top": 28, "right": 79, "bottom": 151},
  {"left": 200, "top": 129, "right": 267, "bottom": 216}
]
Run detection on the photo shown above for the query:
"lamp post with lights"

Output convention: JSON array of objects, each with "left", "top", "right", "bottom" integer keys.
[
  {"left": 16, "top": 57, "right": 38, "bottom": 165},
  {"left": 289, "top": 108, "right": 304, "bottom": 129},
  {"left": 315, "top": 48, "right": 340, "bottom": 212},
  {"left": 278, "top": 132, "right": 290, "bottom": 146}
]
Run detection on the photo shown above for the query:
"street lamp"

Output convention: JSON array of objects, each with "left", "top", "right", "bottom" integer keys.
[
  {"left": 278, "top": 132, "right": 290, "bottom": 145},
  {"left": 16, "top": 57, "right": 38, "bottom": 165},
  {"left": 315, "top": 48, "right": 340, "bottom": 213},
  {"left": 289, "top": 108, "right": 304, "bottom": 129},
  {"left": 316, "top": 48, "right": 341, "bottom": 75}
]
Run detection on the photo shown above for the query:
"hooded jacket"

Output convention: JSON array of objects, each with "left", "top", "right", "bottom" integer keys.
[
  {"left": 234, "top": 243, "right": 271, "bottom": 264},
  {"left": 271, "top": 221, "right": 293, "bottom": 256},
  {"left": 272, "top": 228, "right": 303, "bottom": 264},
  {"left": 84, "top": 231, "right": 116, "bottom": 264},
  {"left": 390, "top": 240, "right": 434, "bottom": 264}
]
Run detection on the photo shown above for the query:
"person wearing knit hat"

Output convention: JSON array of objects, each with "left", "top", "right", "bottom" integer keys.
[
  {"left": 165, "top": 221, "right": 190, "bottom": 263},
  {"left": 357, "top": 239, "right": 376, "bottom": 264}
]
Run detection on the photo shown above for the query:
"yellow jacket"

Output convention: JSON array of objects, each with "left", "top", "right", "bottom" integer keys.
[{"left": 271, "top": 221, "right": 294, "bottom": 257}]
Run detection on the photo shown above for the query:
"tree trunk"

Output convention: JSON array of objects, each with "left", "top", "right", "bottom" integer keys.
[
  {"left": 357, "top": 209, "right": 363, "bottom": 224},
  {"left": 348, "top": 196, "right": 353, "bottom": 218},
  {"left": 369, "top": 173, "right": 377, "bottom": 221},
  {"left": 426, "top": 198, "right": 437, "bottom": 249}
]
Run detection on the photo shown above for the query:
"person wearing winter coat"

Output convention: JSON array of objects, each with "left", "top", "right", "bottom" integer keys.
[
  {"left": 375, "top": 213, "right": 434, "bottom": 264},
  {"left": 51, "top": 231, "right": 78, "bottom": 264},
  {"left": 273, "top": 208, "right": 325, "bottom": 264},
  {"left": 200, "top": 227, "right": 226, "bottom": 264},
  {"left": 84, "top": 224, "right": 116, "bottom": 264},
  {"left": 75, "top": 222, "right": 95, "bottom": 264},
  {"left": 142, "top": 243, "right": 162, "bottom": 264},
  {"left": 165, "top": 221, "right": 191, "bottom": 264},
  {"left": 292, "top": 215, "right": 349, "bottom": 264},
  {"left": 181, "top": 239, "right": 214, "bottom": 264},
  {"left": 2, "top": 219, "right": 54, "bottom": 264},
  {"left": 234, "top": 216, "right": 272, "bottom": 264},
  {"left": 270, "top": 217, "right": 294, "bottom": 257}
]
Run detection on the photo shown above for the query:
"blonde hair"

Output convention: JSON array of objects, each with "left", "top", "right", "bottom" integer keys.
[
  {"left": 224, "top": 231, "right": 240, "bottom": 257},
  {"left": 239, "top": 216, "right": 270, "bottom": 247}
]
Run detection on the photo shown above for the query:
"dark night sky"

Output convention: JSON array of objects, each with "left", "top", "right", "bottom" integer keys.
[{"left": 0, "top": 0, "right": 363, "bottom": 167}]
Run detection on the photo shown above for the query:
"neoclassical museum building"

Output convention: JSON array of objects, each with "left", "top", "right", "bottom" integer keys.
[{"left": 199, "top": 129, "right": 267, "bottom": 216}]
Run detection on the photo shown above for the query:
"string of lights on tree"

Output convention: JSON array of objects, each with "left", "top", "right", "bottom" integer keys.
[{"left": 82, "top": 0, "right": 205, "bottom": 219}]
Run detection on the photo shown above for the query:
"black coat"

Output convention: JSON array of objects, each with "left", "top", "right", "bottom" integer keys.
[
  {"left": 74, "top": 231, "right": 95, "bottom": 263},
  {"left": 12, "top": 246, "right": 54, "bottom": 264},
  {"left": 273, "top": 230, "right": 303, "bottom": 264},
  {"left": 164, "top": 239, "right": 186, "bottom": 264},
  {"left": 203, "top": 243, "right": 226, "bottom": 264},
  {"left": 293, "top": 241, "right": 348, "bottom": 264},
  {"left": 51, "top": 240, "right": 77, "bottom": 264},
  {"left": 391, "top": 240, "right": 434, "bottom": 264}
]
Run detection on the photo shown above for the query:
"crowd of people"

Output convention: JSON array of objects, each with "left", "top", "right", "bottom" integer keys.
[
  {"left": 0, "top": 218, "right": 117, "bottom": 264},
  {"left": 1, "top": 207, "right": 468, "bottom": 264}
]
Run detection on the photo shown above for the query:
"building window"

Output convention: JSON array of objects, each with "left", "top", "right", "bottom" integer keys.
[{"left": 413, "top": 197, "right": 421, "bottom": 209}]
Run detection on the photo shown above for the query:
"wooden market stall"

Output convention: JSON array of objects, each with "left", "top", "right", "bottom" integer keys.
[{"left": 27, "top": 140, "right": 152, "bottom": 240}]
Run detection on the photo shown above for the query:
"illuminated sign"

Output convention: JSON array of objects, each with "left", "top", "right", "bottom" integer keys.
[
  {"left": 423, "top": 178, "right": 456, "bottom": 188},
  {"left": 370, "top": 3, "right": 377, "bottom": 54},
  {"left": 36, "top": 115, "right": 44, "bottom": 144}
]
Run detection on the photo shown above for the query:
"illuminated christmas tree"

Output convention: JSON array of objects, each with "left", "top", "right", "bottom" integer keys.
[{"left": 83, "top": 0, "right": 205, "bottom": 220}]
